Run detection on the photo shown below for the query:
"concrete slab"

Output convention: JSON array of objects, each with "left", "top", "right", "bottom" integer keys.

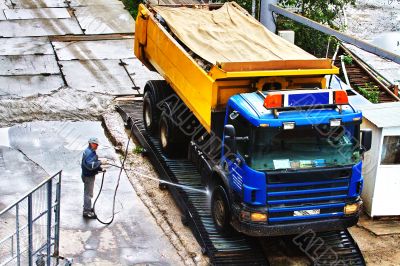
[
  {"left": 61, "top": 60, "right": 137, "bottom": 95},
  {"left": 10, "top": 0, "right": 67, "bottom": 8},
  {"left": 69, "top": 0, "right": 124, "bottom": 6},
  {"left": 0, "top": 127, "right": 10, "bottom": 147},
  {"left": 0, "top": 145, "right": 47, "bottom": 210},
  {"left": 0, "top": 75, "right": 64, "bottom": 98},
  {"left": 0, "top": 10, "right": 5, "bottom": 20},
  {"left": 74, "top": 5, "right": 135, "bottom": 35},
  {"left": 0, "top": 55, "right": 59, "bottom": 75},
  {"left": 4, "top": 121, "right": 182, "bottom": 264},
  {"left": 359, "top": 216, "right": 400, "bottom": 236},
  {"left": 0, "top": 0, "right": 13, "bottom": 9},
  {"left": 0, "top": 18, "right": 83, "bottom": 37},
  {"left": 122, "top": 58, "right": 163, "bottom": 94},
  {"left": 4, "top": 8, "right": 71, "bottom": 20},
  {"left": 53, "top": 39, "right": 134, "bottom": 60},
  {"left": 0, "top": 37, "right": 54, "bottom": 55}
]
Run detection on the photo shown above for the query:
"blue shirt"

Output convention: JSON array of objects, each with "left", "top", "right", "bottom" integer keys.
[{"left": 81, "top": 146, "right": 102, "bottom": 177}]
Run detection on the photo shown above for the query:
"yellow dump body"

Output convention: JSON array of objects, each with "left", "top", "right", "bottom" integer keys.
[{"left": 134, "top": 3, "right": 339, "bottom": 132}]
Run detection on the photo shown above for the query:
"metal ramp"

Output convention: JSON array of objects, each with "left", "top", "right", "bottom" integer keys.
[
  {"left": 116, "top": 101, "right": 366, "bottom": 266},
  {"left": 117, "top": 102, "right": 269, "bottom": 265}
]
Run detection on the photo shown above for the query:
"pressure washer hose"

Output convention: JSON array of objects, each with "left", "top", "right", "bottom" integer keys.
[{"left": 92, "top": 123, "right": 133, "bottom": 225}]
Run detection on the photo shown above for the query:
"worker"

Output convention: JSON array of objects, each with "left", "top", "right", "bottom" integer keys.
[{"left": 81, "top": 137, "right": 106, "bottom": 219}]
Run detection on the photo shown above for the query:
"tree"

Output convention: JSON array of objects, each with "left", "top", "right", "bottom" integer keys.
[
  {"left": 277, "top": 0, "right": 355, "bottom": 57},
  {"left": 123, "top": 0, "right": 142, "bottom": 18},
  {"left": 219, "top": 0, "right": 259, "bottom": 18}
]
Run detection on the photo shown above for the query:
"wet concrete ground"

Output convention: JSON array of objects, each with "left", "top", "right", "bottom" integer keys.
[
  {"left": 0, "top": 0, "right": 187, "bottom": 264},
  {"left": 0, "top": 121, "right": 183, "bottom": 265},
  {"left": 1, "top": 0, "right": 399, "bottom": 265},
  {"left": 0, "top": 0, "right": 160, "bottom": 127},
  {"left": 0, "top": 144, "right": 47, "bottom": 209}
]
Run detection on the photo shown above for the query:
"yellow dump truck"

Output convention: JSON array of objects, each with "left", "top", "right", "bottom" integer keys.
[{"left": 134, "top": 2, "right": 371, "bottom": 236}]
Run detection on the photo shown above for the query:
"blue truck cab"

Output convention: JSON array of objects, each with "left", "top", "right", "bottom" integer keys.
[{"left": 214, "top": 89, "right": 372, "bottom": 236}]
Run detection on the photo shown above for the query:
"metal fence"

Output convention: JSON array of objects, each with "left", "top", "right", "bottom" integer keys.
[{"left": 0, "top": 171, "right": 62, "bottom": 266}]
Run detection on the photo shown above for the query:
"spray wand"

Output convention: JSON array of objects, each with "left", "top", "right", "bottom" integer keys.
[{"left": 92, "top": 125, "right": 209, "bottom": 225}]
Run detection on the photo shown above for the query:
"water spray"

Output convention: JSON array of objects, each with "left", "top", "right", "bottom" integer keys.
[
  {"left": 107, "top": 163, "right": 209, "bottom": 195},
  {"left": 92, "top": 124, "right": 208, "bottom": 225}
]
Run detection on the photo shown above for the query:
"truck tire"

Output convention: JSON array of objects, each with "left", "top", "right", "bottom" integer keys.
[
  {"left": 211, "top": 185, "right": 233, "bottom": 236},
  {"left": 143, "top": 91, "right": 157, "bottom": 134},
  {"left": 159, "top": 111, "right": 178, "bottom": 157},
  {"left": 159, "top": 110, "right": 189, "bottom": 157},
  {"left": 143, "top": 80, "right": 172, "bottom": 134}
]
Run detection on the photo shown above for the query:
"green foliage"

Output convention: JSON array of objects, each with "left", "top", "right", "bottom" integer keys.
[
  {"left": 342, "top": 54, "right": 353, "bottom": 65},
  {"left": 122, "top": 0, "right": 142, "bottom": 18},
  {"left": 220, "top": 0, "right": 259, "bottom": 18},
  {"left": 123, "top": 0, "right": 257, "bottom": 20},
  {"left": 277, "top": 0, "right": 355, "bottom": 57},
  {"left": 358, "top": 83, "right": 380, "bottom": 103},
  {"left": 279, "top": 0, "right": 355, "bottom": 28},
  {"left": 133, "top": 145, "right": 145, "bottom": 154},
  {"left": 120, "top": 0, "right": 354, "bottom": 58}
]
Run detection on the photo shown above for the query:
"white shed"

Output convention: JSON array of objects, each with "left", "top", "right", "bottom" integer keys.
[{"left": 358, "top": 102, "right": 400, "bottom": 216}]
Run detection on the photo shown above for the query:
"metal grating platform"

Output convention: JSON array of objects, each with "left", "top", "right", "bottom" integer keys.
[
  {"left": 117, "top": 102, "right": 269, "bottom": 265},
  {"left": 116, "top": 101, "right": 367, "bottom": 266}
]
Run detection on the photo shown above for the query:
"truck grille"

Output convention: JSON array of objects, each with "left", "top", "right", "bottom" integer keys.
[{"left": 266, "top": 167, "right": 352, "bottom": 224}]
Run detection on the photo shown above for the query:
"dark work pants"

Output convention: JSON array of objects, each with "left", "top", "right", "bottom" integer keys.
[{"left": 82, "top": 175, "right": 95, "bottom": 212}]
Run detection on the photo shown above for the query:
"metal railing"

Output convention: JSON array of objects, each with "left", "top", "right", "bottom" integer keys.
[
  {"left": 268, "top": 3, "right": 400, "bottom": 64},
  {"left": 0, "top": 171, "right": 62, "bottom": 266}
]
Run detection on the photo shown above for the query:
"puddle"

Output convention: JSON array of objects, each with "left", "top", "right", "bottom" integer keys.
[
  {"left": 0, "top": 127, "right": 10, "bottom": 147},
  {"left": 7, "top": 121, "right": 117, "bottom": 175}
]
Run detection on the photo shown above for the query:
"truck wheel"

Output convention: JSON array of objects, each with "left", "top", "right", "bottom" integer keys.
[
  {"left": 159, "top": 111, "right": 178, "bottom": 157},
  {"left": 211, "top": 185, "right": 233, "bottom": 235},
  {"left": 143, "top": 91, "right": 157, "bottom": 134},
  {"left": 159, "top": 111, "right": 188, "bottom": 157},
  {"left": 143, "top": 80, "right": 173, "bottom": 135},
  {"left": 181, "top": 213, "right": 189, "bottom": 226},
  {"left": 158, "top": 181, "right": 168, "bottom": 190}
]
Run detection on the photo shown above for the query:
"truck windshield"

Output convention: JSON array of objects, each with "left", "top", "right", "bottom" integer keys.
[{"left": 249, "top": 124, "right": 361, "bottom": 171}]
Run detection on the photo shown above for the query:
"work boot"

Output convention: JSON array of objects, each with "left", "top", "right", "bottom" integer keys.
[{"left": 83, "top": 210, "right": 97, "bottom": 219}]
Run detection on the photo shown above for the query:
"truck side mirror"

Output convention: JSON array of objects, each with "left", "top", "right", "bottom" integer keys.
[
  {"left": 224, "top": 124, "right": 237, "bottom": 156},
  {"left": 361, "top": 129, "right": 372, "bottom": 153}
]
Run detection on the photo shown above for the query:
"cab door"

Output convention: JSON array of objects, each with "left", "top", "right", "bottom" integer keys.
[{"left": 224, "top": 110, "right": 251, "bottom": 196}]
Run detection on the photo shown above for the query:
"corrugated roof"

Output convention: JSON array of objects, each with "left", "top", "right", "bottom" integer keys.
[{"left": 358, "top": 102, "right": 400, "bottom": 128}]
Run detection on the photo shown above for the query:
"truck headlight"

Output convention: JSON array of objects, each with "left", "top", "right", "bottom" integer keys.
[
  {"left": 330, "top": 119, "right": 341, "bottom": 127},
  {"left": 283, "top": 122, "right": 295, "bottom": 130},
  {"left": 344, "top": 202, "right": 361, "bottom": 215}
]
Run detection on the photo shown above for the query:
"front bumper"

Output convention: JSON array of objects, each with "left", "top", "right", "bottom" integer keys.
[{"left": 230, "top": 203, "right": 360, "bottom": 237}]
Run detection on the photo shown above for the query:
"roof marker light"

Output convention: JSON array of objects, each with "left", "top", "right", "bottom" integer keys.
[
  {"left": 334, "top": 90, "right": 349, "bottom": 105},
  {"left": 263, "top": 93, "right": 283, "bottom": 109}
]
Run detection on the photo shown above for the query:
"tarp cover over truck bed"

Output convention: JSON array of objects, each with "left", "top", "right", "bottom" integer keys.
[{"left": 153, "top": 2, "right": 316, "bottom": 64}]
